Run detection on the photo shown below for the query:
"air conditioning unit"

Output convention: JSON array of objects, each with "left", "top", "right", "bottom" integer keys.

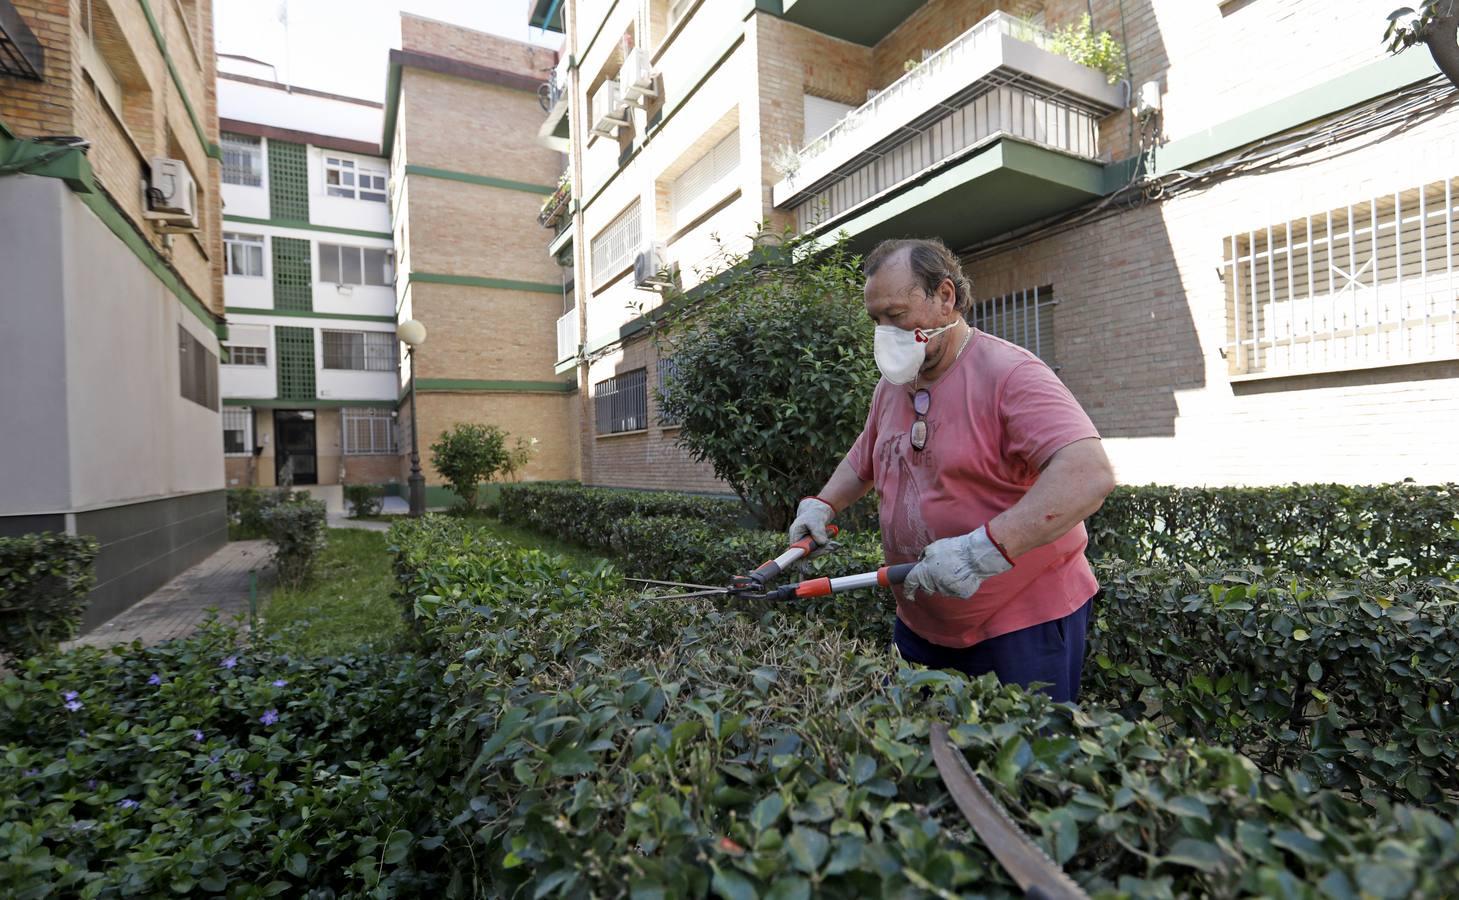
[
  {"left": 591, "top": 79, "right": 629, "bottom": 137},
  {"left": 620, "top": 47, "right": 657, "bottom": 105},
  {"left": 634, "top": 242, "right": 677, "bottom": 290},
  {"left": 143, "top": 157, "right": 198, "bottom": 229}
]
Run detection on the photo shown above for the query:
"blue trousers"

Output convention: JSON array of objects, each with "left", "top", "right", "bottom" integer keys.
[{"left": 893, "top": 595, "right": 1095, "bottom": 703}]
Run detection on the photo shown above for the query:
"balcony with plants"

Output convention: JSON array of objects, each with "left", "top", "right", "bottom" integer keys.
[{"left": 538, "top": 172, "right": 572, "bottom": 236}]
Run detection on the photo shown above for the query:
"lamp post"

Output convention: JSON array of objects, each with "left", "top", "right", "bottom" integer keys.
[{"left": 398, "top": 318, "right": 428, "bottom": 517}]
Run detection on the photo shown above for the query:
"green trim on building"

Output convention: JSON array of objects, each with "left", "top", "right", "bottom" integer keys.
[
  {"left": 225, "top": 307, "right": 397, "bottom": 324},
  {"left": 224, "top": 397, "right": 399, "bottom": 409},
  {"left": 410, "top": 272, "right": 561, "bottom": 294},
  {"left": 275, "top": 325, "right": 317, "bottom": 400},
  {"left": 0, "top": 127, "right": 225, "bottom": 337},
  {"left": 223, "top": 214, "right": 392, "bottom": 240},
  {"left": 271, "top": 236, "right": 313, "bottom": 312},
  {"left": 404, "top": 165, "right": 554, "bottom": 195},
  {"left": 268, "top": 140, "right": 311, "bottom": 221},
  {"left": 134, "top": 0, "right": 221, "bottom": 159},
  {"left": 380, "top": 62, "right": 403, "bottom": 157},
  {"left": 414, "top": 378, "right": 576, "bottom": 394}
]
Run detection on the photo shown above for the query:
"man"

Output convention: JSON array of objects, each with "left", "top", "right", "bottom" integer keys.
[{"left": 789, "top": 238, "right": 1115, "bottom": 703}]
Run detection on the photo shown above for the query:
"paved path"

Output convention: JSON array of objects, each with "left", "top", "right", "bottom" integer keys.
[
  {"left": 326, "top": 515, "right": 394, "bottom": 532},
  {"left": 68, "top": 541, "right": 274, "bottom": 650}
]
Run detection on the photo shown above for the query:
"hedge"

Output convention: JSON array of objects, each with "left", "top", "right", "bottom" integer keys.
[
  {"left": 497, "top": 482, "right": 744, "bottom": 548},
  {"left": 388, "top": 517, "right": 1459, "bottom": 896},
  {"left": 1087, "top": 483, "right": 1459, "bottom": 577},
  {"left": 0, "top": 532, "right": 99, "bottom": 662}
]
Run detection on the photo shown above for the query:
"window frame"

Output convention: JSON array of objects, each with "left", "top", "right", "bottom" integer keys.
[
  {"left": 321, "top": 329, "right": 398, "bottom": 372},
  {"left": 223, "top": 232, "right": 266, "bottom": 278},
  {"left": 969, "top": 285, "right": 1058, "bottom": 368},
  {"left": 670, "top": 129, "right": 740, "bottom": 231},
  {"left": 341, "top": 407, "right": 398, "bottom": 455},
  {"left": 325, "top": 154, "right": 387, "bottom": 203},
  {"left": 178, "top": 324, "right": 219, "bottom": 410},
  {"left": 224, "top": 345, "right": 268, "bottom": 367},
  {"left": 318, "top": 242, "right": 394, "bottom": 287},
  {"left": 221, "top": 133, "right": 263, "bottom": 187},
  {"left": 593, "top": 368, "right": 648, "bottom": 435},
  {"left": 222, "top": 407, "right": 253, "bottom": 456},
  {"left": 590, "top": 203, "right": 643, "bottom": 287}
]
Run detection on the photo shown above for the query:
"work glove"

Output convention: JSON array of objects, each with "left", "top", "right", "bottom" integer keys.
[
  {"left": 904, "top": 525, "right": 1012, "bottom": 602},
  {"left": 788, "top": 496, "right": 835, "bottom": 548}
]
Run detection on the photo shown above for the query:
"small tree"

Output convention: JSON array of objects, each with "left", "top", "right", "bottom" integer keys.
[
  {"left": 430, "top": 423, "right": 508, "bottom": 512},
  {"left": 498, "top": 436, "right": 539, "bottom": 483},
  {"left": 651, "top": 229, "right": 878, "bottom": 530}
]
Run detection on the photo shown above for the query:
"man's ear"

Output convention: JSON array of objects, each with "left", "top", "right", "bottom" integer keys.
[{"left": 938, "top": 277, "right": 957, "bottom": 316}]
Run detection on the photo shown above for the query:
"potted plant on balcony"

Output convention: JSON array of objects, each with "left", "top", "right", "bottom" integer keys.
[
  {"left": 1049, "top": 14, "right": 1127, "bottom": 84},
  {"left": 538, "top": 173, "right": 572, "bottom": 228}
]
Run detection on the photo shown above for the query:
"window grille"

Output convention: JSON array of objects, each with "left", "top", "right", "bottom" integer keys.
[
  {"left": 593, "top": 368, "right": 648, "bottom": 434},
  {"left": 591, "top": 203, "right": 642, "bottom": 285},
  {"left": 1223, "top": 176, "right": 1459, "bottom": 376},
  {"left": 323, "top": 330, "right": 397, "bottom": 371},
  {"left": 275, "top": 326, "right": 316, "bottom": 400},
  {"left": 223, "top": 407, "right": 252, "bottom": 455},
  {"left": 272, "top": 237, "right": 313, "bottom": 311},
  {"left": 177, "top": 325, "right": 218, "bottom": 410},
  {"left": 267, "top": 139, "right": 309, "bottom": 220},
  {"left": 319, "top": 243, "right": 393, "bottom": 286},
  {"left": 671, "top": 129, "right": 739, "bottom": 229},
  {"left": 221, "top": 133, "right": 262, "bottom": 187},
  {"left": 655, "top": 356, "right": 681, "bottom": 426},
  {"left": 325, "top": 156, "right": 387, "bottom": 202},
  {"left": 224, "top": 232, "right": 265, "bottom": 277},
  {"left": 970, "top": 285, "right": 1057, "bottom": 365},
  {"left": 341, "top": 407, "right": 397, "bottom": 454}
]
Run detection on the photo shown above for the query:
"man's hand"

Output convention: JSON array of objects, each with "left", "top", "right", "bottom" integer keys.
[
  {"left": 904, "top": 525, "right": 1012, "bottom": 601},
  {"left": 788, "top": 496, "right": 835, "bottom": 546}
]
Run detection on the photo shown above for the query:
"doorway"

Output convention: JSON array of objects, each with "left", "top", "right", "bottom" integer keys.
[{"left": 273, "top": 410, "right": 317, "bottom": 485}]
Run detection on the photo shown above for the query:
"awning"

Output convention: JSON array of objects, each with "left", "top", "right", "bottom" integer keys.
[{"left": 0, "top": 0, "right": 44, "bottom": 80}]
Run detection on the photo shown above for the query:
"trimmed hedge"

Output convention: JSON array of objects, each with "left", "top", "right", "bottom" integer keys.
[
  {"left": 260, "top": 497, "right": 327, "bottom": 587},
  {"left": 1087, "top": 483, "right": 1459, "bottom": 577},
  {"left": 388, "top": 517, "right": 1459, "bottom": 897},
  {"left": 0, "top": 533, "right": 98, "bottom": 662},
  {"left": 497, "top": 482, "right": 744, "bottom": 548}
]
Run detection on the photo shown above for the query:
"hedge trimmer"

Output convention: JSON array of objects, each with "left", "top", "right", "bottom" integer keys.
[{"left": 628, "top": 526, "right": 917, "bottom": 602}]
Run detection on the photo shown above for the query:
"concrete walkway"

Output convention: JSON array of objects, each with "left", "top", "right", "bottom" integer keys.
[
  {"left": 68, "top": 540, "right": 274, "bottom": 650},
  {"left": 326, "top": 515, "right": 395, "bottom": 532}
]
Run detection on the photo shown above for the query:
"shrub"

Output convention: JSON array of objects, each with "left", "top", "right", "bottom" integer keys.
[
  {"left": 497, "top": 481, "right": 743, "bottom": 547},
  {"left": 429, "top": 423, "right": 508, "bottom": 512},
  {"left": 0, "top": 533, "right": 98, "bottom": 662},
  {"left": 260, "top": 497, "right": 327, "bottom": 587},
  {"left": 652, "top": 231, "right": 879, "bottom": 530},
  {"left": 343, "top": 483, "right": 384, "bottom": 518},
  {"left": 498, "top": 435, "right": 538, "bottom": 483},
  {"left": 1048, "top": 13, "right": 1127, "bottom": 83},
  {"left": 226, "top": 487, "right": 294, "bottom": 540}
]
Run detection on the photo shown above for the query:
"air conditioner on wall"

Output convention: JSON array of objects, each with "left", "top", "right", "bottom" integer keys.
[
  {"left": 591, "top": 79, "right": 629, "bottom": 137},
  {"left": 143, "top": 157, "right": 199, "bottom": 230},
  {"left": 634, "top": 242, "right": 677, "bottom": 290},
  {"left": 620, "top": 47, "right": 657, "bottom": 105}
]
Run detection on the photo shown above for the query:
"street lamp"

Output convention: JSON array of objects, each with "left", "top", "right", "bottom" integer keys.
[{"left": 399, "top": 318, "right": 428, "bottom": 517}]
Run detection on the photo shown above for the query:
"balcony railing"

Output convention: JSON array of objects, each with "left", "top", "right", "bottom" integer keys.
[
  {"left": 556, "top": 308, "right": 579, "bottom": 362},
  {"left": 772, "top": 12, "right": 1124, "bottom": 228},
  {"left": 539, "top": 176, "right": 572, "bottom": 229}
]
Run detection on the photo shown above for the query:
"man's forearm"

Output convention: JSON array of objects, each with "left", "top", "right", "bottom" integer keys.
[
  {"left": 988, "top": 438, "right": 1115, "bottom": 559},
  {"left": 815, "top": 458, "right": 874, "bottom": 515}
]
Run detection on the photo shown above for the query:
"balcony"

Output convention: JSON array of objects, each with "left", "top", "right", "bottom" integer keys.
[
  {"left": 556, "top": 307, "right": 579, "bottom": 363},
  {"left": 537, "top": 55, "right": 570, "bottom": 151},
  {"left": 539, "top": 175, "right": 572, "bottom": 230},
  {"left": 772, "top": 12, "right": 1124, "bottom": 248}
]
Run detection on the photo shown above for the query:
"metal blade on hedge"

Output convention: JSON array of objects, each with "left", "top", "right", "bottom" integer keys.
[{"left": 929, "top": 722, "right": 1089, "bottom": 900}]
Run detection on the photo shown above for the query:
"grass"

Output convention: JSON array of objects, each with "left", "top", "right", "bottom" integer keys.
[{"left": 263, "top": 529, "right": 402, "bottom": 655}]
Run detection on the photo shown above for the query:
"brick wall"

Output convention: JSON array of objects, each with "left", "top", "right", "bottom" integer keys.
[
  {"left": 401, "top": 13, "right": 555, "bottom": 80},
  {"left": 407, "top": 175, "right": 563, "bottom": 282},
  {"left": 1, "top": 0, "right": 72, "bottom": 136},
  {"left": 401, "top": 70, "right": 564, "bottom": 186},
  {"left": 410, "top": 283, "right": 565, "bottom": 382},
  {"left": 872, "top": 0, "right": 1044, "bottom": 89},
  {"left": 343, "top": 454, "right": 402, "bottom": 485},
  {"left": 416, "top": 391, "right": 577, "bottom": 482}
]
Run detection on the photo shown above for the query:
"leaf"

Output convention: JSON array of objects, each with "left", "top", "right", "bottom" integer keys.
[
  {"left": 1164, "top": 838, "right": 1224, "bottom": 872},
  {"left": 1307, "top": 661, "right": 1322, "bottom": 682},
  {"left": 750, "top": 794, "right": 785, "bottom": 832},
  {"left": 1167, "top": 796, "right": 1211, "bottom": 823},
  {"left": 711, "top": 866, "right": 758, "bottom": 900},
  {"left": 550, "top": 746, "right": 596, "bottom": 777},
  {"left": 286, "top": 853, "right": 308, "bottom": 877},
  {"left": 849, "top": 754, "right": 877, "bottom": 785},
  {"left": 1292, "top": 628, "right": 1310, "bottom": 641},
  {"left": 764, "top": 877, "right": 810, "bottom": 900},
  {"left": 786, "top": 827, "right": 829, "bottom": 874}
]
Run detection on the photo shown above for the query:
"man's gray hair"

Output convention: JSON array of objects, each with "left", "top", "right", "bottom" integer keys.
[{"left": 863, "top": 237, "right": 973, "bottom": 313}]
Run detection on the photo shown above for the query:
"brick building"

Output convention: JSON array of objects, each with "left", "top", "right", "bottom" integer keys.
[
  {"left": 0, "top": 0, "right": 227, "bottom": 628},
  {"left": 386, "top": 14, "right": 578, "bottom": 501},
  {"left": 214, "top": 54, "right": 400, "bottom": 513},
  {"left": 533, "top": 0, "right": 1459, "bottom": 491}
]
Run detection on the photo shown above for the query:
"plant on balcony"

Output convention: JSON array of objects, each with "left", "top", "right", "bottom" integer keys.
[
  {"left": 538, "top": 173, "right": 572, "bottom": 228},
  {"left": 1049, "top": 13, "right": 1127, "bottom": 84},
  {"left": 769, "top": 143, "right": 802, "bottom": 179}
]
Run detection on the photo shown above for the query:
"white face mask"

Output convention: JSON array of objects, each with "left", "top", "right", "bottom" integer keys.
[{"left": 873, "top": 322, "right": 956, "bottom": 385}]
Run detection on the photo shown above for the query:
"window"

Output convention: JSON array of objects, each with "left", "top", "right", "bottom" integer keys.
[
  {"left": 342, "top": 407, "right": 397, "bottom": 454},
  {"left": 222, "top": 407, "right": 252, "bottom": 455},
  {"left": 225, "top": 345, "right": 267, "bottom": 366},
  {"left": 655, "top": 356, "right": 681, "bottom": 426},
  {"left": 224, "top": 232, "right": 265, "bottom": 277},
  {"left": 322, "top": 329, "right": 397, "bottom": 371},
  {"left": 591, "top": 203, "right": 642, "bottom": 285},
  {"left": 178, "top": 325, "right": 218, "bottom": 410},
  {"left": 803, "top": 96, "right": 854, "bottom": 144},
  {"left": 670, "top": 129, "right": 739, "bottom": 231},
  {"left": 1222, "top": 176, "right": 1459, "bottom": 377},
  {"left": 970, "top": 285, "right": 1057, "bottom": 366},
  {"left": 222, "top": 133, "right": 263, "bottom": 186},
  {"left": 325, "top": 155, "right": 387, "bottom": 202},
  {"left": 319, "top": 243, "right": 393, "bottom": 286},
  {"left": 594, "top": 369, "right": 648, "bottom": 434},
  {"left": 669, "top": 0, "right": 695, "bottom": 26}
]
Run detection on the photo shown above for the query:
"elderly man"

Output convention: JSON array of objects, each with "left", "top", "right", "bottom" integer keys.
[{"left": 790, "top": 238, "right": 1115, "bottom": 703}]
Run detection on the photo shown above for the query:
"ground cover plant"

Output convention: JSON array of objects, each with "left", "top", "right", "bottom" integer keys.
[{"left": 263, "top": 528, "right": 403, "bottom": 655}]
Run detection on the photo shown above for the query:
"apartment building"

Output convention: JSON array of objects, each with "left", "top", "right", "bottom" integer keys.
[
  {"left": 0, "top": 0, "right": 227, "bottom": 628},
  {"left": 215, "top": 55, "right": 400, "bottom": 511},
  {"left": 534, "top": 0, "right": 1459, "bottom": 491},
  {"left": 386, "top": 14, "right": 577, "bottom": 501}
]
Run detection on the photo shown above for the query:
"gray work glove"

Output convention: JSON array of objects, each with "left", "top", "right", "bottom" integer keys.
[
  {"left": 788, "top": 496, "right": 835, "bottom": 547},
  {"left": 904, "top": 525, "right": 1012, "bottom": 601}
]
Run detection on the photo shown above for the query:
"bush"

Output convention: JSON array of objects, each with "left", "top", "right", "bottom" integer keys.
[
  {"left": 497, "top": 482, "right": 743, "bottom": 547},
  {"left": 429, "top": 423, "right": 508, "bottom": 512},
  {"left": 0, "top": 533, "right": 98, "bottom": 662},
  {"left": 1087, "top": 483, "right": 1459, "bottom": 577},
  {"left": 226, "top": 487, "right": 294, "bottom": 540},
  {"left": 0, "top": 622, "right": 453, "bottom": 896},
  {"left": 260, "top": 497, "right": 327, "bottom": 588},
  {"left": 343, "top": 483, "right": 384, "bottom": 518}
]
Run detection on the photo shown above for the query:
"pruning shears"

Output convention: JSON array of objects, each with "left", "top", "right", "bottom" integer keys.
[{"left": 628, "top": 525, "right": 917, "bottom": 602}]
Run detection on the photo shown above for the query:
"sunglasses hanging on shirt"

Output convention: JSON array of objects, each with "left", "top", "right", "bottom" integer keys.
[{"left": 911, "top": 388, "right": 931, "bottom": 451}]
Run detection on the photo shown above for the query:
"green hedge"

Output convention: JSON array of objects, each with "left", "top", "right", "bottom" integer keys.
[
  {"left": 1087, "top": 483, "right": 1459, "bottom": 576},
  {"left": 497, "top": 482, "right": 745, "bottom": 548},
  {"left": 387, "top": 518, "right": 1459, "bottom": 897},
  {"left": 0, "top": 532, "right": 98, "bottom": 662}
]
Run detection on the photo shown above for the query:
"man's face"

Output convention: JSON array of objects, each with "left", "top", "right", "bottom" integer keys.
[{"left": 863, "top": 250, "right": 960, "bottom": 373}]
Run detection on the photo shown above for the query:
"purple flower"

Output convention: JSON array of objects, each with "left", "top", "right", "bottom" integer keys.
[
  {"left": 220, "top": 656, "right": 238, "bottom": 670},
  {"left": 193, "top": 730, "right": 205, "bottom": 742},
  {"left": 271, "top": 679, "right": 288, "bottom": 688},
  {"left": 240, "top": 779, "right": 255, "bottom": 795},
  {"left": 86, "top": 779, "right": 97, "bottom": 790},
  {"left": 64, "top": 700, "right": 83, "bottom": 713},
  {"left": 23, "top": 768, "right": 39, "bottom": 778},
  {"left": 209, "top": 752, "right": 221, "bottom": 765},
  {"left": 62, "top": 691, "right": 78, "bottom": 702},
  {"left": 117, "top": 799, "right": 139, "bottom": 810},
  {"left": 259, "top": 709, "right": 279, "bottom": 726},
  {"left": 147, "top": 673, "right": 162, "bottom": 686}
]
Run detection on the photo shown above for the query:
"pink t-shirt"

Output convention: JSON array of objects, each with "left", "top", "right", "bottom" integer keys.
[{"left": 845, "top": 329, "right": 1101, "bottom": 648}]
